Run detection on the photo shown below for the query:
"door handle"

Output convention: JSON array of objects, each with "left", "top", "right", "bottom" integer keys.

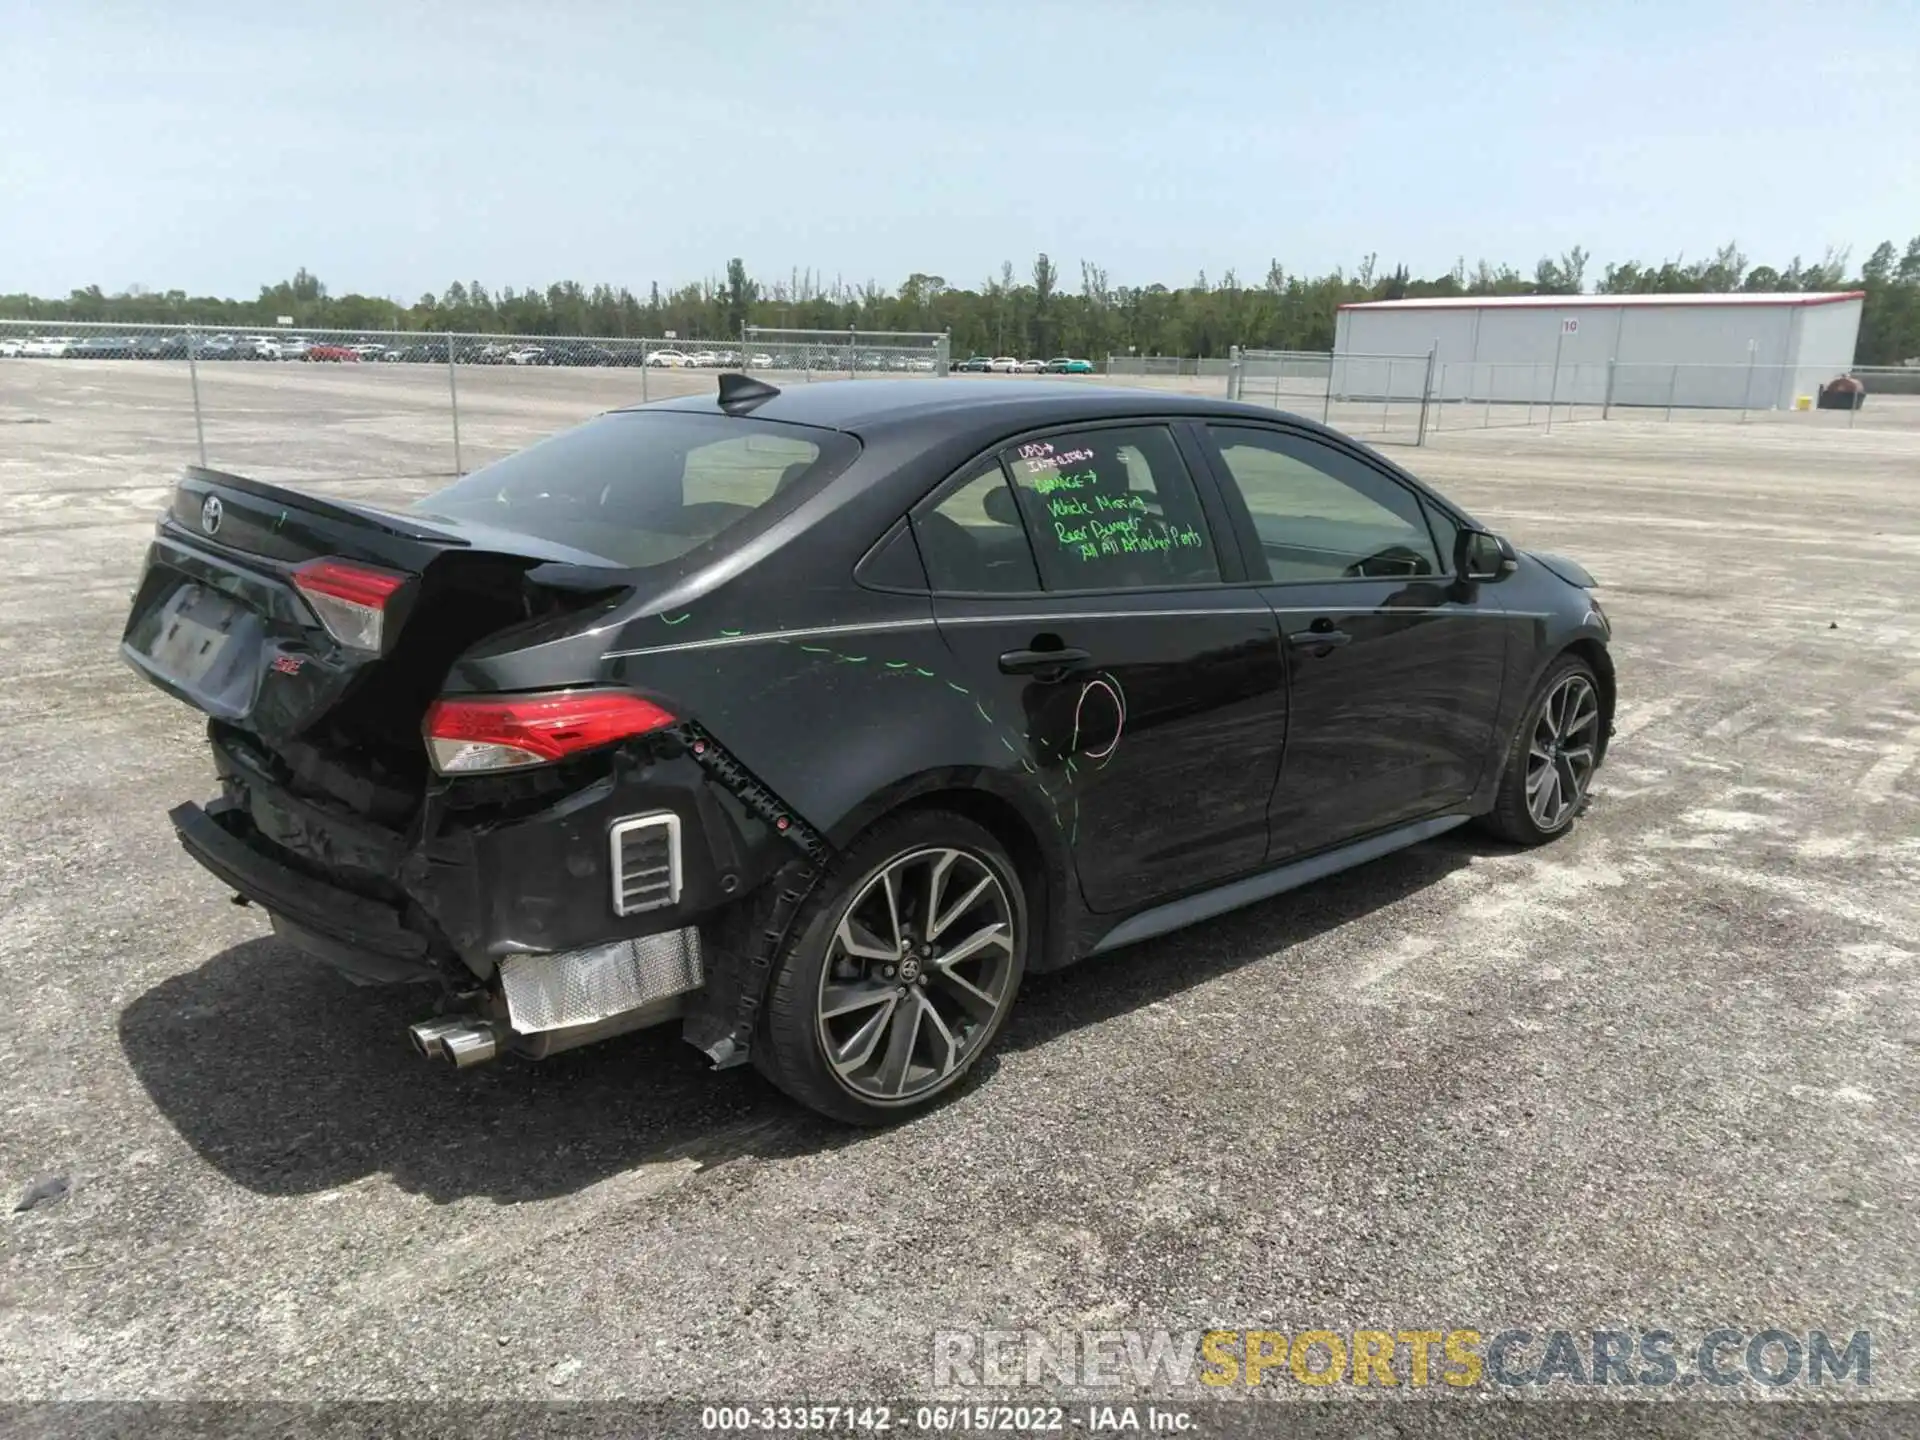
[
  {"left": 999, "top": 646, "right": 1091, "bottom": 677},
  {"left": 1288, "top": 627, "right": 1352, "bottom": 652}
]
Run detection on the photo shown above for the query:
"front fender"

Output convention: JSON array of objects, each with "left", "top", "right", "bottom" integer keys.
[{"left": 1472, "top": 618, "right": 1616, "bottom": 816}]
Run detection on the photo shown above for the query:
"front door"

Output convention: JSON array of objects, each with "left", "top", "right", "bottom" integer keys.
[
  {"left": 912, "top": 423, "right": 1288, "bottom": 913},
  {"left": 1197, "top": 423, "right": 1509, "bottom": 859}
]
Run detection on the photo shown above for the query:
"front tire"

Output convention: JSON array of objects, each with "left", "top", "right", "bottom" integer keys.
[
  {"left": 754, "top": 810, "right": 1028, "bottom": 1125},
  {"left": 1478, "top": 654, "right": 1603, "bottom": 845}
]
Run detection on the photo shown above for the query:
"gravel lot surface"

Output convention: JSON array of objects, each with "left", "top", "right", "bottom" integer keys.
[{"left": 2, "top": 361, "right": 1916, "bottom": 1406}]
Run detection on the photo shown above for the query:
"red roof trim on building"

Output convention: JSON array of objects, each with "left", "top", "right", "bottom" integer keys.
[{"left": 1337, "top": 291, "right": 1866, "bottom": 313}]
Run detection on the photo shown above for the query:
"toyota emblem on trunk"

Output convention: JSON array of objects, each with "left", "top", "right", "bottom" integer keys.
[{"left": 200, "top": 495, "right": 223, "bottom": 535}]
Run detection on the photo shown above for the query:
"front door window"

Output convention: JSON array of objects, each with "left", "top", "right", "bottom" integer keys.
[{"left": 1207, "top": 426, "right": 1442, "bottom": 582}]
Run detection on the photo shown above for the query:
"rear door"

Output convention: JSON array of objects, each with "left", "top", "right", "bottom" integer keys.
[
  {"left": 915, "top": 422, "right": 1288, "bottom": 913},
  {"left": 1195, "top": 424, "right": 1508, "bottom": 860}
]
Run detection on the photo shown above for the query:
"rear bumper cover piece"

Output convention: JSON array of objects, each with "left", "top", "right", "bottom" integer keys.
[{"left": 170, "top": 799, "right": 436, "bottom": 975}]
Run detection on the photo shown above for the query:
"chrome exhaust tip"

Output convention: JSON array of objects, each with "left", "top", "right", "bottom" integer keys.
[
  {"left": 442, "top": 1025, "right": 499, "bottom": 1068},
  {"left": 408, "top": 1016, "right": 477, "bottom": 1061}
]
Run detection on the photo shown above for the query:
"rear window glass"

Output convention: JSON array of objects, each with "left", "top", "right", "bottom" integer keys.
[{"left": 415, "top": 412, "right": 856, "bottom": 567}]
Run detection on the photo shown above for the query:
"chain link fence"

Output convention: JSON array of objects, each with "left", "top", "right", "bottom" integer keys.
[
  {"left": 741, "top": 326, "right": 948, "bottom": 378},
  {"left": 0, "top": 319, "right": 949, "bottom": 479},
  {"left": 1424, "top": 361, "right": 1612, "bottom": 432},
  {"left": 1423, "top": 361, "right": 1893, "bottom": 431},
  {"left": 1105, "top": 355, "right": 1236, "bottom": 378},
  {"left": 1221, "top": 347, "right": 1913, "bottom": 441},
  {"left": 1228, "top": 349, "right": 1437, "bottom": 445},
  {"left": 4, "top": 319, "right": 1912, "bottom": 481},
  {"left": 1856, "top": 365, "right": 1920, "bottom": 395}
]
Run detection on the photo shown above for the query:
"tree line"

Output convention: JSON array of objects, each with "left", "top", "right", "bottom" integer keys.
[{"left": 7, "top": 240, "right": 1919, "bottom": 365}]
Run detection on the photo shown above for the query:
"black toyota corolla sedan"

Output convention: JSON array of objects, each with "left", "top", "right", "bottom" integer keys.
[{"left": 122, "top": 377, "right": 1613, "bottom": 1123}]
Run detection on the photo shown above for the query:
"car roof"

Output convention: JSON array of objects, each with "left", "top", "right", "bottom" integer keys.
[{"left": 632, "top": 377, "right": 1310, "bottom": 439}]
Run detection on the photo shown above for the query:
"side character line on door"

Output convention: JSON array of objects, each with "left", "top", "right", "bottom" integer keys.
[{"left": 655, "top": 613, "right": 1094, "bottom": 844}]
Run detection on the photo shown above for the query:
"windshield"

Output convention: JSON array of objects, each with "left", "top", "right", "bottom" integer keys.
[{"left": 414, "top": 410, "right": 858, "bottom": 568}]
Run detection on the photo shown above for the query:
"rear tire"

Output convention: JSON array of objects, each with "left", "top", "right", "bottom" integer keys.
[
  {"left": 753, "top": 810, "right": 1028, "bottom": 1125},
  {"left": 1478, "top": 653, "right": 1603, "bottom": 846}
]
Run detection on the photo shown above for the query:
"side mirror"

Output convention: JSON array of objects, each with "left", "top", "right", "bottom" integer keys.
[{"left": 1455, "top": 528, "right": 1519, "bottom": 583}]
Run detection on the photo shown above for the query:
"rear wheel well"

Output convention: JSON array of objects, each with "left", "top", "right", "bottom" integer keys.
[
  {"left": 1561, "top": 638, "right": 1615, "bottom": 762},
  {"left": 892, "top": 788, "right": 1064, "bottom": 969}
]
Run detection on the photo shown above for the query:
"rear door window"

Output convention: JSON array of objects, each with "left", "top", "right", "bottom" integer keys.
[
  {"left": 996, "top": 425, "right": 1221, "bottom": 591},
  {"left": 416, "top": 411, "right": 857, "bottom": 567}
]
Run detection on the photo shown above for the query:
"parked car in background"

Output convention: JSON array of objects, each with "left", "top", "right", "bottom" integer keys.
[
  {"left": 954, "top": 355, "right": 992, "bottom": 373},
  {"left": 350, "top": 343, "right": 388, "bottom": 361},
  {"left": 305, "top": 343, "right": 360, "bottom": 362},
  {"left": 690, "top": 351, "right": 720, "bottom": 368},
  {"left": 1045, "top": 357, "right": 1096, "bottom": 374},
  {"left": 1015, "top": 359, "right": 1046, "bottom": 374},
  {"left": 277, "top": 337, "right": 312, "bottom": 361},
  {"left": 749, "top": 352, "right": 775, "bottom": 367},
  {"left": 383, "top": 342, "right": 452, "bottom": 364},
  {"left": 647, "top": 350, "right": 693, "bottom": 368},
  {"left": 74, "top": 336, "right": 139, "bottom": 359},
  {"left": 239, "top": 336, "right": 283, "bottom": 360},
  {"left": 135, "top": 335, "right": 193, "bottom": 360},
  {"left": 0, "top": 339, "right": 23, "bottom": 359},
  {"left": 22, "top": 336, "right": 80, "bottom": 358},
  {"left": 505, "top": 347, "right": 548, "bottom": 366},
  {"left": 987, "top": 356, "right": 1021, "bottom": 373}
]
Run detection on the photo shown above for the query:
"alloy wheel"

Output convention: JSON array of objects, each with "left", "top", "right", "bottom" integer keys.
[
  {"left": 1526, "top": 672, "right": 1600, "bottom": 831},
  {"left": 815, "top": 847, "right": 1017, "bottom": 1104}
]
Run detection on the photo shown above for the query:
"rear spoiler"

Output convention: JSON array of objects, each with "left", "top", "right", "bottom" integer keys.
[{"left": 180, "top": 466, "right": 472, "bottom": 547}]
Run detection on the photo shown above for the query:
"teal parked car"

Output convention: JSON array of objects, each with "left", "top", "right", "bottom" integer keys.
[{"left": 1044, "top": 357, "right": 1095, "bottom": 374}]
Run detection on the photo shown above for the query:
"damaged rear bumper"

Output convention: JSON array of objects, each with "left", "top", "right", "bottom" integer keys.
[
  {"left": 172, "top": 799, "right": 437, "bottom": 982},
  {"left": 170, "top": 723, "right": 820, "bottom": 1062}
]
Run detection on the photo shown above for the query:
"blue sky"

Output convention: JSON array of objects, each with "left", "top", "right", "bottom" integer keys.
[{"left": 5, "top": 0, "right": 1917, "bottom": 299}]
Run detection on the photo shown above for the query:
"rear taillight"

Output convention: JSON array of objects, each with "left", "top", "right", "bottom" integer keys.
[
  {"left": 292, "top": 558, "right": 408, "bottom": 651},
  {"left": 423, "top": 691, "right": 676, "bottom": 774}
]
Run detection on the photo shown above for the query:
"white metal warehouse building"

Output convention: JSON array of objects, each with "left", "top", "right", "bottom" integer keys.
[{"left": 1333, "top": 292, "right": 1865, "bottom": 412}]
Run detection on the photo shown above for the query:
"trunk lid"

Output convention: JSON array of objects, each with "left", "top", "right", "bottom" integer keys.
[
  {"left": 158, "top": 465, "right": 625, "bottom": 571},
  {"left": 123, "top": 467, "right": 631, "bottom": 816}
]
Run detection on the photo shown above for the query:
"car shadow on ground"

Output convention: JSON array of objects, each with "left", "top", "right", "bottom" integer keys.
[{"left": 117, "top": 833, "right": 1481, "bottom": 1205}]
